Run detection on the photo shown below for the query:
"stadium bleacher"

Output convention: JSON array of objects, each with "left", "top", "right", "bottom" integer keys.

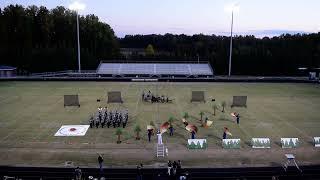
[{"left": 97, "top": 62, "right": 214, "bottom": 77}]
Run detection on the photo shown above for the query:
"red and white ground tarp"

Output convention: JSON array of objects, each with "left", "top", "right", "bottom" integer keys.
[{"left": 54, "top": 125, "right": 90, "bottom": 136}]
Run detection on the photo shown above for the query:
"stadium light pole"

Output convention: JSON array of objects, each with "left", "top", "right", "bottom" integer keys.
[
  {"left": 69, "top": 1, "right": 86, "bottom": 73},
  {"left": 197, "top": 54, "right": 200, "bottom": 64},
  {"left": 225, "top": 3, "right": 239, "bottom": 77},
  {"left": 76, "top": 13, "right": 81, "bottom": 73}
]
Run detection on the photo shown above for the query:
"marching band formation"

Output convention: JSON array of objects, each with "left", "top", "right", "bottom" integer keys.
[
  {"left": 87, "top": 98, "right": 239, "bottom": 141},
  {"left": 89, "top": 107, "right": 128, "bottom": 128}
]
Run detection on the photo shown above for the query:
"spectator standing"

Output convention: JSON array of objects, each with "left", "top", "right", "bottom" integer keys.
[
  {"left": 173, "top": 161, "right": 178, "bottom": 176},
  {"left": 98, "top": 154, "right": 104, "bottom": 173},
  {"left": 177, "top": 160, "right": 182, "bottom": 176},
  {"left": 136, "top": 163, "right": 143, "bottom": 180},
  {"left": 74, "top": 166, "right": 82, "bottom": 180},
  {"left": 167, "top": 160, "right": 172, "bottom": 176}
]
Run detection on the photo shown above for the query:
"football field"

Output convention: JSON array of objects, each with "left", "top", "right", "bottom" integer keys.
[{"left": 0, "top": 81, "right": 319, "bottom": 167}]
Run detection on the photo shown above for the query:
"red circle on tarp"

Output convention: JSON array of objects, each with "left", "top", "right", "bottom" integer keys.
[{"left": 69, "top": 128, "right": 77, "bottom": 132}]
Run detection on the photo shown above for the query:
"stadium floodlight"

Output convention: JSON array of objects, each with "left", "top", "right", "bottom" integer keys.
[
  {"left": 225, "top": 2, "right": 239, "bottom": 77},
  {"left": 298, "top": 67, "right": 307, "bottom": 70},
  {"left": 69, "top": 1, "right": 86, "bottom": 11},
  {"left": 69, "top": 1, "right": 86, "bottom": 73}
]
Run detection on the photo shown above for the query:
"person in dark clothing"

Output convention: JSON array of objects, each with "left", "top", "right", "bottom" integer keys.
[
  {"left": 167, "top": 160, "right": 172, "bottom": 176},
  {"left": 142, "top": 91, "right": 145, "bottom": 101},
  {"left": 107, "top": 117, "right": 111, "bottom": 128},
  {"left": 204, "top": 117, "right": 208, "bottom": 126},
  {"left": 161, "top": 95, "right": 165, "bottom": 103},
  {"left": 223, "top": 131, "right": 227, "bottom": 139},
  {"left": 177, "top": 160, "right": 182, "bottom": 176},
  {"left": 101, "top": 118, "right": 105, "bottom": 128},
  {"left": 103, "top": 112, "right": 108, "bottom": 124},
  {"left": 236, "top": 113, "right": 240, "bottom": 124},
  {"left": 122, "top": 117, "right": 127, "bottom": 128},
  {"left": 74, "top": 166, "right": 82, "bottom": 180},
  {"left": 104, "top": 107, "right": 108, "bottom": 117},
  {"left": 89, "top": 116, "right": 94, "bottom": 128},
  {"left": 98, "top": 113, "right": 102, "bottom": 123},
  {"left": 95, "top": 117, "right": 100, "bottom": 128},
  {"left": 123, "top": 112, "right": 128, "bottom": 128},
  {"left": 169, "top": 126, "right": 174, "bottom": 136},
  {"left": 147, "top": 129, "right": 152, "bottom": 142},
  {"left": 98, "top": 154, "right": 104, "bottom": 173},
  {"left": 125, "top": 112, "right": 129, "bottom": 121},
  {"left": 191, "top": 131, "right": 195, "bottom": 139},
  {"left": 112, "top": 116, "right": 116, "bottom": 128},
  {"left": 136, "top": 163, "right": 143, "bottom": 180},
  {"left": 172, "top": 161, "right": 178, "bottom": 176},
  {"left": 117, "top": 118, "right": 121, "bottom": 127},
  {"left": 223, "top": 127, "right": 230, "bottom": 139},
  {"left": 183, "top": 121, "right": 188, "bottom": 127}
]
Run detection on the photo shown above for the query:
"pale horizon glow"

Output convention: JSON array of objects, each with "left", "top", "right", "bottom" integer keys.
[{"left": 1, "top": 0, "right": 320, "bottom": 38}]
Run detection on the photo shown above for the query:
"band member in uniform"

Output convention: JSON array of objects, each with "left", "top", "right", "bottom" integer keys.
[
  {"left": 107, "top": 116, "right": 111, "bottom": 128},
  {"left": 104, "top": 107, "right": 108, "bottom": 120},
  {"left": 89, "top": 115, "right": 94, "bottom": 128},
  {"left": 95, "top": 116, "right": 100, "bottom": 128},
  {"left": 101, "top": 116, "right": 105, "bottom": 128},
  {"left": 112, "top": 112, "right": 116, "bottom": 128},
  {"left": 142, "top": 91, "right": 145, "bottom": 101},
  {"left": 98, "top": 112, "right": 102, "bottom": 124},
  {"left": 122, "top": 113, "right": 128, "bottom": 128}
]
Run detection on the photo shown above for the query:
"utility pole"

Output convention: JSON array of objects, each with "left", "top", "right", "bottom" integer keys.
[
  {"left": 228, "top": 10, "right": 234, "bottom": 76},
  {"left": 76, "top": 13, "right": 81, "bottom": 73}
]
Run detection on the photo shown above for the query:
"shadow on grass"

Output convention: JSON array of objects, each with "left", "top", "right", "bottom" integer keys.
[
  {"left": 244, "top": 141, "right": 252, "bottom": 147},
  {"left": 241, "top": 157, "right": 251, "bottom": 165},
  {"left": 306, "top": 140, "right": 314, "bottom": 146},
  {"left": 189, "top": 115, "right": 199, "bottom": 121},
  {"left": 274, "top": 141, "right": 282, "bottom": 147},
  {"left": 207, "top": 134, "right": 222, "bottom": 141},
  {"left": 203, "top": 110, "right": 214, "bottom": 116},
  {"left": 218, "top": 117, "right": 234, "bottom": 123},
  {"left": 170, "top": 132, "right": 187, "bottom": 140}
]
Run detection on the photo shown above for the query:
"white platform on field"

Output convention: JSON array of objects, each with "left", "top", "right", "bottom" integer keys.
[{"left": 54, "top": 125, "right": 90, "bottom": 136}]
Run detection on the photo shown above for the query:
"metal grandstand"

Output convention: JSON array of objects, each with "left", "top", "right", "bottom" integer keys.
[{"left": 97, "top": 61, "right": 214, "bottom": 77}]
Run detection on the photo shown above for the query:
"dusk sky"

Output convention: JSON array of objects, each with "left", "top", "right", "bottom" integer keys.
[{"left": 1, "top": 0, "right": 320, "bottom": 37}]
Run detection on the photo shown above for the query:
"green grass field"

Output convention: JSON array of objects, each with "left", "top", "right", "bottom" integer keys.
[{"left": 0, "top": 81, "right": 319, "bottom": 167}]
